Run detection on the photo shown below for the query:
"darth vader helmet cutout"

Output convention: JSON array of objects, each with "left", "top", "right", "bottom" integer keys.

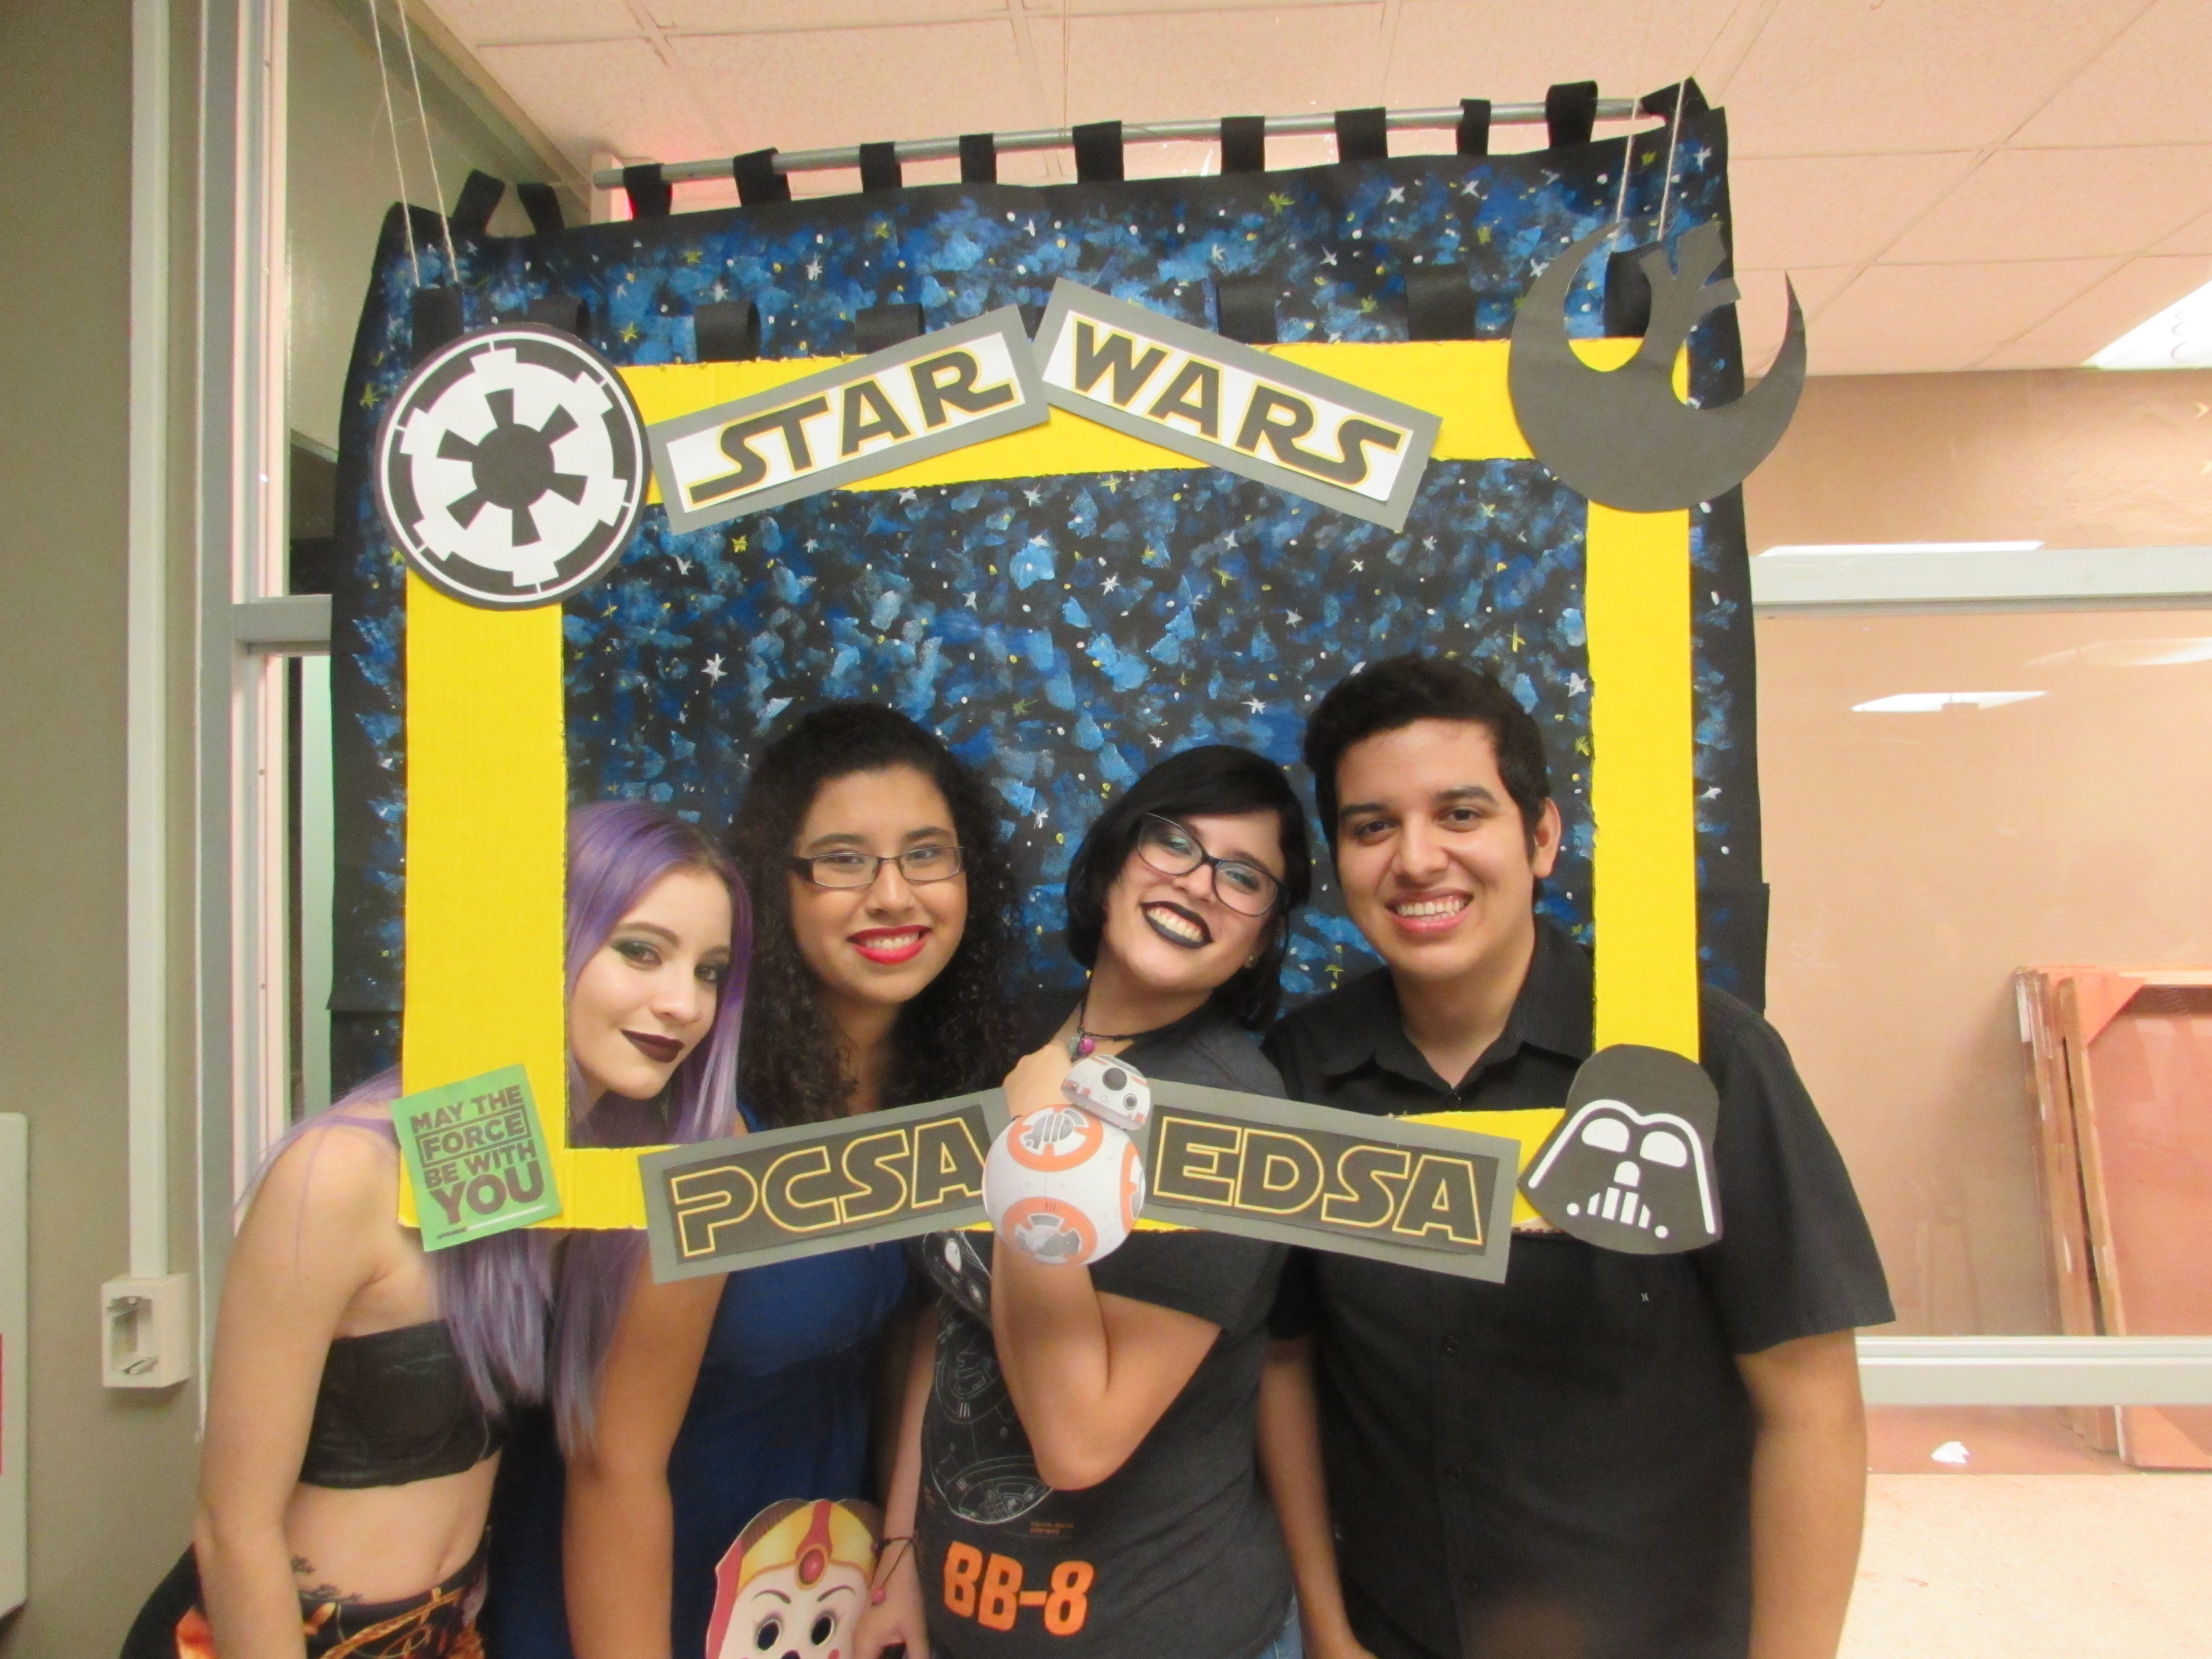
[{"left": 1521, "top": 1044, "right": 1721, "bottom": 1254}]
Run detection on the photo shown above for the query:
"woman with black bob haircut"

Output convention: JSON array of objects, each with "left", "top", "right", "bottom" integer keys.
[
  {"left": 1060, "top": 742, "right": 1312, "bottom": 1032},
  {"left": 557, "top": 702, "right": 1023, "bottom": 1659},
  {"left": 860, "top": 742, "right": 1331, "bottom": 1659}
]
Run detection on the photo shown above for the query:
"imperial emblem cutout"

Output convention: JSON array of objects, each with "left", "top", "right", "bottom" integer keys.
[
  {"left": 1521, "top": 1045, "right": 1723, "bottom": 1254},
  {"left": 375, "top": 323, "right": 649, "bottom": 608}
]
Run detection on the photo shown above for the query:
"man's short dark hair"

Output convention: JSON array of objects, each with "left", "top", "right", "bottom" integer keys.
[{"left": 1302, "top": 655, "right": 1552, "bottom": 851}]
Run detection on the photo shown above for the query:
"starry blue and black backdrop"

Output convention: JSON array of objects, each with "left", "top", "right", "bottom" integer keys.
[{"left": 327, "top": 95, "right": 1767, "bottom": 1083}]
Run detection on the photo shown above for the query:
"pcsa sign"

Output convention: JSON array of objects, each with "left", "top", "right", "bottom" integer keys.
[
  {"left": 1034, "top": 280, "right": 1439, "bottom": 530},
  {"left": 648, "top": 309, "right": 1046, "bottom": 531}
]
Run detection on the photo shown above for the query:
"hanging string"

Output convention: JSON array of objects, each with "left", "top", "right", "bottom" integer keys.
[
  {"left": 364, "top": 0, "right": 420, "bottom": 285},
  {"left": 1652, "top": 74, "right": 1691, "bottom": 251},
  {"left": 394, "top": 0, "right": 461, "bottom": 280},
  {"left": 1610, "top": 0, "right": 1658, "bottom": 241}
]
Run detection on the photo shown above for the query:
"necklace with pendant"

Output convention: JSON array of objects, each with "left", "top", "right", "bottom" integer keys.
[{"left": 1067, "top": 989, "right": 1150, "bottom": 1058}]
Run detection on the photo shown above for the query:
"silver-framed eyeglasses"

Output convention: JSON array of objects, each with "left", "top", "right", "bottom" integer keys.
[
  {"left": 790, "top": 844, "right": 966, "bottom": 889},
  {"left": 1135, "top": 814, "right": 1283, "bottom": 917}
]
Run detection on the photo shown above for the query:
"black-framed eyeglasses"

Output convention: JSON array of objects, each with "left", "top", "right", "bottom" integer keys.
[
  {"left": 1135, "top": 814, "right": 1283, "bottom": 918},
  {"left": 790, "top": 844, "right": 967, "bottom": 889}
]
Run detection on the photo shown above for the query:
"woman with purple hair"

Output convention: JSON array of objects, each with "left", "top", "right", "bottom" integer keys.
[{"left": 118, "top": 801, "right": 748, "bottom": 1659}]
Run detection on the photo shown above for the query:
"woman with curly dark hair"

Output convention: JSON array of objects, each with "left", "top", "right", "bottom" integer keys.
[{"left": 555, "top": 703, "right": 1021, "bottom": 1659}]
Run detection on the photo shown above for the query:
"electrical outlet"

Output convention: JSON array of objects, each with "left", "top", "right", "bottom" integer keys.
[{"left": 100, "top": 1273, "right": 191, "bottom": 1389}]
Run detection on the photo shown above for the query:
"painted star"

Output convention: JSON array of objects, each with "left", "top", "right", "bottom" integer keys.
[
  {"left": 1147, "top": 734, "right": 1164, "bottom": 748},
  {"left": 673, "top": 556, "right": 691, "bottom": 576},
  {"left": 1285, "top": 609, "right": 1302, "bottom": 626},
  {"left": 1460, "top": 180, "right": 1483, "bottom": 197},
  {"left": 1034, "top": 809, "right": 1048, "bottom": 827},
  {"left": 805, "top": 539, "right": 820, "bottom": 552},
  {"left": 702, "top": 654, "right": 727, "bottom": 684},
  {"left": 1244, "top": 697, "right": 1265, "bottom": 714},
  {"left": 620, "top": 323, "right": 640, "bottom": 343},
  {"left": 1567, "top": 672, "right": 1588, "bottom": 694},
  {"left": 1023, "top": 488, "right": 1042, "bottom": 505},
  {"left": 805, "top": 257, "right": 823, "bottom": 280},
  {"left": 899, "top": 489, "right": 917, "bottom": 503},
  {"left": 1422, "top": 535, "right": 1437, "bottom": 551},
  {"left": 964, "top": 591, "right": 978, "bottom": 608},
  {"left": 1322, "top": 249, "right": 1338, "bottom": 266},
  {"left": 1350, "top": 559, "right": 1365, "bottom": 572},
  {"left": 1101, "top": 575, "right": 1120, "bottom": 592},
  {"left": 1386, "top": 186, "right": 1406, "bottom": 204}
]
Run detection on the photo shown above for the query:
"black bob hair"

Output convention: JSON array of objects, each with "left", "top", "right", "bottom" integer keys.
[
  {"left": 1302, "top": 654, "right": 1553, "bottom": 853},
  {"left": 1062, "top": 745, "right": 1313, "bottom": 1030},
  {"left": 726, "top": 702, "right": 1020, "bottom": 1126}
]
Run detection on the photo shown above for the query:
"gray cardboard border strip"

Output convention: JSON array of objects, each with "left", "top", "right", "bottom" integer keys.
[
  {"left": 645, "top": 309, "right": 1048, "bottom": 533},
  {"left": 1033, "top": 279, "right": 1442, "bottom": 533},
  {"left": 639, "top": 1089, "right": 1011, "bottom": 1280},
  {"left": 1139, "top": 1080, "right": 1520, "bottom": 1282}
]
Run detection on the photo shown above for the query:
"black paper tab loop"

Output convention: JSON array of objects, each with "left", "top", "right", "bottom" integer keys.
[
  {"left": 959, "top": 132, "right": 997, "bottom": 184},
  {"left": 1457, "top": 98, "right": 1492, "bottom": 157},
  {"left": 1334, "top": 106, "right": 1389, "bottom": 164},
  {"left": 1221, "top": 115, "right": 1267, "bottom": 174},
  {"left": 733, "top": 148, "right": 791, "bottom": 207},
  {"left": 448, "top": 170, "right": 505, "bottom": 238},
  {"left": 1546, "top": 81, "right": 1599, "bottom": 148},
  {"left": 525, "top": 295, "right": 588, "bottom": 338},
  {"left": 1212, "top": 276, "right": 1279, "bottom": 345},
  {"left": 1073, "top": 120, "right": 1124, "bottom": 183},
  {"left": 694, "top": 298, "right": 761, "bottom": 363},
  {"left": 854, "top": 302, "right": 925, "bottom": 353},
  {"left": 409, "top": 287, "right": 464, "bottom": 364},
  {"left": 622, "top": 163, "right": 671, "bottom": 220},
  {"left": 1405, "top": 268, "right": 1475, "bottom": 341},
  {"left": 1603, "top": 245, "right": 1654, "bottom": 337},
  {"left": 515, "top": 181, "right": 564, "bottom": 236},
  {"left": 859, "top": 141, "right": 902, "bottom": 194}
]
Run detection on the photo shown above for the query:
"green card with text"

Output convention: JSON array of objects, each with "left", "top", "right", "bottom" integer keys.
[{"left": 395, "top": 1065, "right": 564, "bottom": 1249}]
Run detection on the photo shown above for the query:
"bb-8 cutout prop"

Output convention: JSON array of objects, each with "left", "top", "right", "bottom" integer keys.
[{"left": 983, "top": 1057, "right": 1153, "bottom": 1266}]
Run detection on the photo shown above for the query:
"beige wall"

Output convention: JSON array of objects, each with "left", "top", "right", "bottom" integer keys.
[
  {"left": 1746, "top": 368, "right": 2212, "bottom": 1335},
  {"left": 0, "top": 2, "right": 203, "bottom": 1653},
  {"left": 1745, "top": 368, "right": 2212, "bottom": 552}
]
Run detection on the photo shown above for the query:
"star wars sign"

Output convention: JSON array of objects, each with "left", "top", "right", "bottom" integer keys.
[
  {"left": 1034, "top": 280, "right": 1441, "bottom": 531},
  {"left": 1140, "top": 1083, "right": 1519, "bottom": 1281},
  {"left": 648, "top": 308, "right": 1048, "bottom": 533},
  {"left": 375, "top": 324, "right": 649, "bottom": 609},
  {"left": 639, "top": 1092, "right": 1012, "bottom": 1279}
]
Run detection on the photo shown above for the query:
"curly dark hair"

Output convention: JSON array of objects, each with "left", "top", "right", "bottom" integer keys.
[
  {"left": 1063, "top": 745, "right": 1312, "bottom": 1030},
  {"left": 727, "top": 703, "right": 1020, "bottom": 1126}
]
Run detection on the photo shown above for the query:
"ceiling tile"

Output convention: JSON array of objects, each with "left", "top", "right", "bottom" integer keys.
[
  {"left": 1022, "top": 6, "right": 1388, "bottom": 127},
  {"left": 1735, "top": 265, "right": 1856, "bottom": 364},
  {"left": 476, "top": 38, "right": 722, "bottom": 166},
  {"left": 2013, "top": 0, "right": 2212, "bottom": 147},
  {"left": 1720, "top": 0, "right": 2133, "bottom": 156},
  {"left": 1728, "top": 152, "right": 1979, "bottom": 269},
  {"left": 1972, "top": 340, "right": 2101, "bottom": 369},
  {"left": 427, "top": 0, "right": 640, "bottom": 43},
  {"left": 1812, "top": 259, "right": 2120, "bottom": 364},
  {"left": 2154, "top": 206, "right": 2212, "bottom": 255},
  {"left": 1384, "top": 0, "right": 1741, "bottom": 111},
  {"left": 1805, "top": 338, "right": 1992, "bottom": 375},
  {"left": 649, "top": 1, "right": 1008, "bottom": 27},
  {"left": 670, "top": 20, "right": 1030, "bottom": 155},
  {"left": 2010, "top": 253, "right": 2212, "bottom": 357},
  {"left": 1883, "top": 144, "right": 2212, "bottom": 263}
]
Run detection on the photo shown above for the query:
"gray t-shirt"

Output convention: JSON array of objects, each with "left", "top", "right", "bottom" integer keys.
[{"left": 918, "top": 1002, "right": 1293, "bottom": 1659}]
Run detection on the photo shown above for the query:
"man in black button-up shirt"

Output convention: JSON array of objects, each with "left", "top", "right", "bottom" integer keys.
[{"left": 1265, "top": 656, "right": 1891, "bottom": 1659}]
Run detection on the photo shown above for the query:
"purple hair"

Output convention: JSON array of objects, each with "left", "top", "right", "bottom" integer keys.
[{"left": 265, "top": 801, "right": 750, "bottom": 1448}]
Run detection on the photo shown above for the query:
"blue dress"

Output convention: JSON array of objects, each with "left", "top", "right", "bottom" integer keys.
[{"left": 480, "top": 1233, "right": 909, "bottom": 1658}]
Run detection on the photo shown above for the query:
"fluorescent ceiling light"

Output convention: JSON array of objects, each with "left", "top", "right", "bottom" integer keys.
[
  {"left": 2090, "top": 276, "right": 2212, "bottom": 371},
  {"left": 1760, "top": 541, "right": 2044, "bottom": 556},
  {"left": 1851, "top": 691, "right": 2047, "bottom": 713},
  {"left": 2029, "top": 638, "right": 2212, "bottom": 668}
]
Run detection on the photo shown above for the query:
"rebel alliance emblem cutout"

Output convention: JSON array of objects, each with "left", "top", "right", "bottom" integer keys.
[
  {"left": 375, "top": 323, "right": 648, "bottom": 608},
  {"left": 1521, "top": 1045, "right": 1721, "bottom": 1255}
]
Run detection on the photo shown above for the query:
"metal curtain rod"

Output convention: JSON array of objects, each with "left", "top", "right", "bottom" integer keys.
[{"left": 589, "top": 98, "right": 1646, "bottom": 189}]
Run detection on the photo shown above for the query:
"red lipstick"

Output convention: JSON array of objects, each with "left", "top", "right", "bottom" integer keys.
[{"left": 851, "top": 926, "right": 929, "bottom": 965}]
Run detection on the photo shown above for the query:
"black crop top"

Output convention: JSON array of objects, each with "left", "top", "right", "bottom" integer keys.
[{"left": 298, "top": 1322, "right": 508, "bottom": 1489}]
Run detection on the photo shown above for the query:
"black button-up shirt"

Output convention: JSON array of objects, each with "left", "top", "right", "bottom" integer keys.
[{"left": 1265, "top": 921, "right": 1892, "bottom": 1659}]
